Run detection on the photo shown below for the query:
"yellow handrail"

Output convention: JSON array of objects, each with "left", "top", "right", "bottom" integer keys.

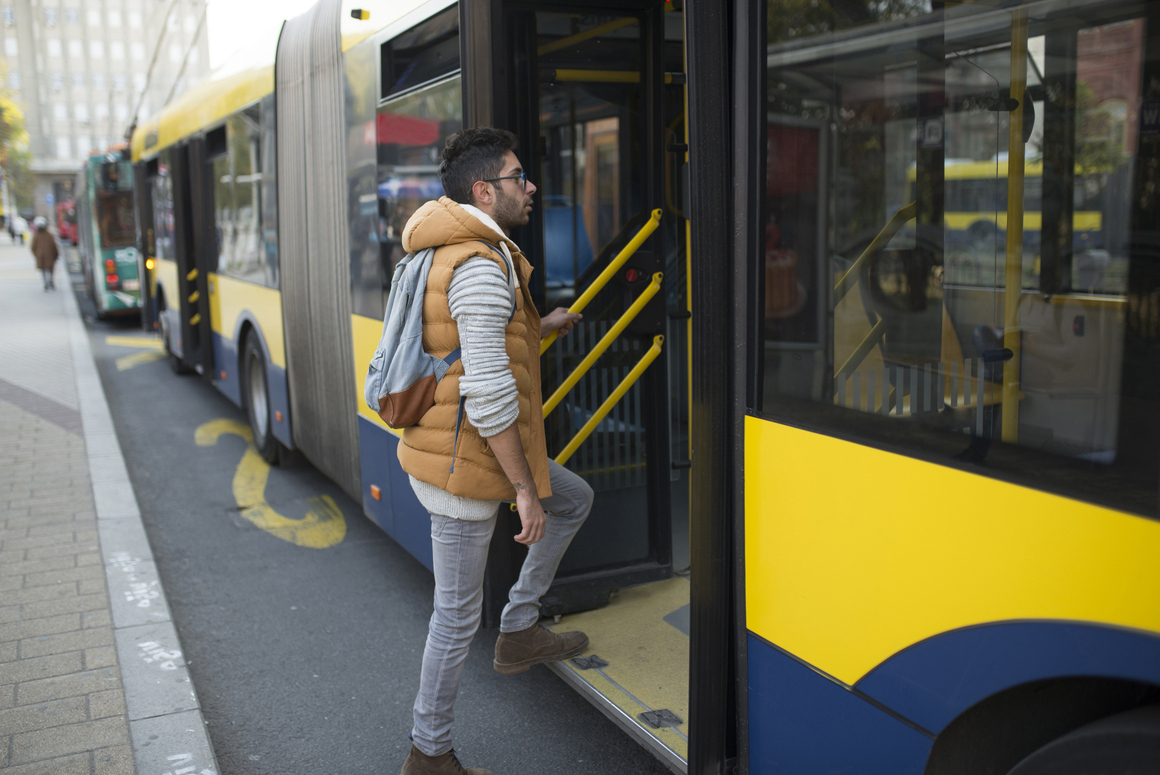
[
  {"left": 541, "top": 208, "right": 663, "bottom": 355},
  {"left": 834, "top": 316, "right": 887, "bottom": 379},
  {"left": 543, "top": 272, "right": 663, "bottom": 417},
  {"left": 555, "top": 336, "right": 665, "bottom": 466},
  {"left": 833, "top": 201, "right": 917, "bottom": 305}
]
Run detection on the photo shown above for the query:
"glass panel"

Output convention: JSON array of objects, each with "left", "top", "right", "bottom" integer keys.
[
  {"left": 757, "top": 0, "right": 1158, "bottom": 518},
  {"left": 381, "top": 5, "right": 459, "bottom": 100},
  {"left": 375, "top": 75, "right": 462, "bottom": 297},
  {"left": 213, "top": 107, "right": 272, "bottom": 286},
  {"left": 96, "top": 161, "right": 135, "bottom": 249},
  {"left": 151, "top": 155, "right": 175, "bottom": 262}
]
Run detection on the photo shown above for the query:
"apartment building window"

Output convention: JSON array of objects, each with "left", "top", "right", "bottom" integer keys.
[
  {"left": 114, "top": 103, "right": 128, "bottom": 122},
  {"left": 68, "top": 39, "right": 81, "bottom": 58},
  {"left": 3, "top": 38, "right": 15, "bottom": 56},
  {"left": 52, "top": 103, "right": 66, "bottom": 120},
  {"left": 75, "top": 104, "right": 88, "bottom": 123},
  {"left": 87, "top": 10, "right": 100, "bottom": 27},
  {"left": 55, "top": 137, "right": 70, "bottom": 159},
  {"left": 189, "top": 48, "right": 198, "bottom": 65},
  {"left": 132, "top": 74, "right": 145, "bottom": 92},
  {"left": 76, "top": 135, "right": 90, "bottom": 154},
  {"left": 168, "top": 15, "right": 179, "bottom": 30},
  {"left": 112, "top": 74, "right": 126, "bottom": 92},
  {"left": 49, "top": 72, "right": 64, "bottom": 90},
  {"left": 108, "top": 10, "right": 121, "bottom": 28},
  {"left": 130, "top": 42, "right": 143, "bottom": 60},
  {"left": 44, "top": 8, "right": 57, "bottom": 27},
  {"left": 168, "top": 44, "right": 181, "bottom": 63},
  {"left": 93, "top": 74, "right": 106, "bottom": 90},
  {"left": 70, "top": 72, "right": 83, "bottom": 88},
  {"left": 1, "top": 7, "right": 13, "bottom": 27},
  {"left": 8, "top": 70, "right": 18, "bottom": 90},
  {"left": 65, "top": 9, "right": 78, "bottom": 25},
  {"left": 128, "top": 12, "right": 141, "bottom": 29},
  {"left": 184, "top": 14, "right": 196, "bottom": 32},
  {"left": 90, "top": 40, "right": 103, "bottom": 58},
  {"left": 95, "top": 104, "right": 108, "bottom": 121},
  {"left": 47, "top": 39, "right": 61, "bottom": 57},
  {"left": 110, "top": 41, "right": 123, "bottom": 60}
]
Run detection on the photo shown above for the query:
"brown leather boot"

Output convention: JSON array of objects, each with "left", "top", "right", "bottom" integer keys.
[
  {"left": 493, "top": 623, "right": 588, "bottom": 675},
  {"left": 399, "top": 745, "right": 492, "bottom": 775}
]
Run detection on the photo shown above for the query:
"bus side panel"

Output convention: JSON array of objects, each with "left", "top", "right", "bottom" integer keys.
[
  {"left": 354, "top": 313, "right": 434, "bottom": 570},
  {"left": 855, "top": 621, "right": 1160, "bottom": 734},
  {"left": 747, "top": 634, "right": 932, "bottom": 774}
]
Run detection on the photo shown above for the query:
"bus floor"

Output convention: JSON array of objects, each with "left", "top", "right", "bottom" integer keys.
[{"left": 545, "top": 574, "right": 690, "bottom": 774}]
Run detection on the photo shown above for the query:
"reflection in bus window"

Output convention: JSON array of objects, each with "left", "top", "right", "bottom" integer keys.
[
  {"left": 757, "top": 2, "right": 1158, "bottom": 517},
  {"left": 151, "top": 159, "right": 175, "bottom": 262},
  {"left": 213, "top": 106, "right": 274, "bottom": 287},
  {"left": 376, "top": 76, "right": 461, "bottom": 283},
  {"left": 96, "top": 162, "right": 135, "bottom": 249}
]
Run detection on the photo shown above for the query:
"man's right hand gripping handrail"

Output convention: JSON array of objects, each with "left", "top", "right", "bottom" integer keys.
[{"left": 540, "top": 208, "right": 663, "bottom": 355}]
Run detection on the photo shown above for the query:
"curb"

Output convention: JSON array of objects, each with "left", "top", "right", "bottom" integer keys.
[{"left": 62, "top": 273, "right": 221, "bottom": 775}]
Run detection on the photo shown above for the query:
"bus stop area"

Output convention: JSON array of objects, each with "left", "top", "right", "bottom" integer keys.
[{"left": 0, "top": 239, "right": 217, "bottom": 775}]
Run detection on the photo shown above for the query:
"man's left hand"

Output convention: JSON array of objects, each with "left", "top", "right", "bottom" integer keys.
[{"left": 541, "top": 308, "right": 582, "bottom": 336}]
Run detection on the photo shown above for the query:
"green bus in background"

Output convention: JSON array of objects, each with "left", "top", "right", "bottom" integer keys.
[{"left": 76, "top": 150, "right": 141, "bottom": 319}]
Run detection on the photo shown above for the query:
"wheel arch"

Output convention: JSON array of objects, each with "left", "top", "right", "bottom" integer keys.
[{"left": 232, "top": 311, "right": 293, "bottom": 450}]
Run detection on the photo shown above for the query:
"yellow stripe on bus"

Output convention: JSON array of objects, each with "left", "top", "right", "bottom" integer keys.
[
  {"left": 208, "top": 273, "right": 287, "bottom": 370},
  {"left": 351, "top": 312, "right": 401, "bottom": 437},
  {"left": 744, "top": 417, "right": 1160, "bottom": 685}
]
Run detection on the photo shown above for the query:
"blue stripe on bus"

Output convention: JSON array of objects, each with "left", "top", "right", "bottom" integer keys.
[
  {"left": 854, "top": 620, "right": 1160, "bottom": 734},
  {"left": 267, "top": 360, "right": 292, "bottom": 449},
  {"left": 212, "top": 329, "right": 293, "bottom": 448},
  {"left": 356, "top": 416, "right": 433, "bottom": 571},
  {"left": 748, "top": 634, "right": 932, "bottom": 774}
]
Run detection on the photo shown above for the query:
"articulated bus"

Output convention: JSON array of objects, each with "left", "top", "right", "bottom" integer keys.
[
  {"left": 76, "top": 150, "right": 142, "bottom": 319},
  {"left": 132, "top": 0, "right": 1160, "bottom": 772}
]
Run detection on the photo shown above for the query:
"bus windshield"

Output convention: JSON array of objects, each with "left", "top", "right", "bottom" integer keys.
[{"left": 96, "top": 189, "right": 135, "bottom": 249}]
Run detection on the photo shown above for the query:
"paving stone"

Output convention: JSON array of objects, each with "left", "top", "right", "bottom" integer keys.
[
  {"left": 79, "top": 577, "right": 106, "bottom": 595},
  {"left": 25, "top": 542, "right": 100, "bottom": 562},
  {"left": 0, "top": 650, "right": 83, "bottom": 685},
  {"left": 117, "top": 623, "right": 197, "bottom": 721},
  {"left": 85, "top": 646, "right": 117, "bottom": 670},
  {"left": 4, "top": 582, "right": 78, "bottom": 606},
  {"left": 22, "top": 563, "right": 103, "bottom": 589},
  {"left": 15, "top": 667, "right": 120, "bottom": 705},
  {"left": 20, "top": 626, "right": 113, "bottom": 658},
  {"left": 0, "top": 751, "right": 92, "bottom": 775},
  {"left": 89, "top": 688, "right": 127, "bottom": 720},
  {"left": 131, "top": 710, "right": 218, "bottom": 775},
  {"left": 2, "top": 531, "right": 90, "bottom": 552},
  {"left": 0, "top": 525, "right": 30, "bottom": 540},
  {"left": 97, "top": 518, "right": 153, "bottom": 565},
  {"left": 27, "top": 518, "right": 97, "bottom": 538},
  {"left": 21, "top": 593, "right": 109, "bottom": 621},
  {"left": 10, "top": 716, "right": 130, "bottom": 765},
  {"left": 95, "top": 744, "right": 136, "bottom": 775},
  {"left": 0, "top": 695, "right": 87, "bottom": 734},
  {"left": 0, "top": 613, "right": 80, "bottom": 643},
  {"left": 82, "top": 609, "right": 112, "bottom": 629},
  {"left": 0, "top": 640, "right": 16, "bottom": 661}
]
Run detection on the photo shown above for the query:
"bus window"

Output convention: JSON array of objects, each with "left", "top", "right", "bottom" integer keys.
[
  {"left": 756, "top": 2, "right": 1158, "bottom": 519},
  {"left": 213, "top": 106, "right": 271, "bottom": 287},
  {"left": 96, "top": 161, "right": 135, "bottom": 249},
  {"left": 151, "top": 154, "right": 175, "bottom": 262}
]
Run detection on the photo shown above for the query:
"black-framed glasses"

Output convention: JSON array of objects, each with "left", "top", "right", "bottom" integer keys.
[{"left": 482, "top": 172, "right": 530, "bottom": 189}]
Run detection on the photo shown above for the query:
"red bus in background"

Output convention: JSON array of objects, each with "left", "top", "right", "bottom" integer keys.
[{"left": 56, "top": 199, "right": 78, "bottom": 244}]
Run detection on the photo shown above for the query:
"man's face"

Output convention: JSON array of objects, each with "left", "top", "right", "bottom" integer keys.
[{"left": 490, "top": 151, "right": 536, "bottom": 233}]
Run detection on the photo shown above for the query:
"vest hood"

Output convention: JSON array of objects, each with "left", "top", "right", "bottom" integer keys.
[{"left": 402, "top": 196, "right": 517, "bottom": 254}]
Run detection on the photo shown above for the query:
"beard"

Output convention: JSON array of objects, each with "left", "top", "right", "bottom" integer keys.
[{"left": 493, "top": 186, "right": 531, "bottom": 233}]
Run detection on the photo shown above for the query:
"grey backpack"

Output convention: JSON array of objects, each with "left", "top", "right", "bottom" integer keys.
[{"left": 364, "top": 242, "right": 515, "bottom": 430}]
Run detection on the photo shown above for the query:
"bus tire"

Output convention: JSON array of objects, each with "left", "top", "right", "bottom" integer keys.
[
  {"left": 160, "top": 306, "right": 193, "bottom": 375},
  {"left": 1006, "top": 705, "right": 1160, "bottom": 775},
  {"left": 243, "top": 334, "right": 281, "bottom": 465}
]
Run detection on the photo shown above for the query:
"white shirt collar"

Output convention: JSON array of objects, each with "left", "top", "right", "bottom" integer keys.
[{"left": 460, "top": 203, "right": 519, "bottom": 287}]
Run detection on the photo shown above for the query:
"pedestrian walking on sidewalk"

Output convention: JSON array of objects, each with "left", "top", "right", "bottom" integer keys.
[
  {"left": 396, "top": 127, "right": 590, "bottom": 775},
  {"left": 30, "top": 216, "right": 58, "bottom": 290}
]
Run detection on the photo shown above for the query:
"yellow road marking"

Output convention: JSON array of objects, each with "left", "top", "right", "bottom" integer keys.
[
  {"left": 106, "top": 335, "right": 163, "bottom": 350},
  {"left": 115, "top": 351, "right": 166, "bottom": 371},
  {"left": 194, "top": 418, "right": 346, "bottom": 549}
]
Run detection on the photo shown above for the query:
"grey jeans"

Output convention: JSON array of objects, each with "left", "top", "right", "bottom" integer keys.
[{"left": 411, "top": 460, "right": 593, "bottom": 756}]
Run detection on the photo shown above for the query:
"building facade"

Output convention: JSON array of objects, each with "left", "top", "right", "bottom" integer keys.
[{"left": 1, "top": 0, "right": 209, "bottom": 223}]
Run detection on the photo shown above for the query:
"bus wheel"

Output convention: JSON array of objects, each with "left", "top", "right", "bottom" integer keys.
[
  {"left": 243, "top": 335, "right": 280, "bottom": 465},
  {"left": 160, "top": 308, "right": 192, "bottom": 375},
  {"left": 1007, "top": 705, "right": 1160, "bottom": 775}
]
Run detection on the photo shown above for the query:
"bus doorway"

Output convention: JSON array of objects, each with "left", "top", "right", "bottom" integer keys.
[{"left": 476, "top": 2, "right": 691, "bottom": 768}]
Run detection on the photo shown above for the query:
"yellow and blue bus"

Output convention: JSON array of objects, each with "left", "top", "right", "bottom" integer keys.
[
  {"left": 132, "top": 0, "right": 1160, "bottom": 772},
  {"left": 75, "top": 150, "right": 142, "bottom": 319}
]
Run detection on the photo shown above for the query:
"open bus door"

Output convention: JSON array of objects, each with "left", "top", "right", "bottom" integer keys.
[{"left": 468, "top": 2, "right": 694, "bottom": 768}]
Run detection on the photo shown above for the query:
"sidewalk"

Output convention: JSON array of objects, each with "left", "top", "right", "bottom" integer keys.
[{"left": 0, "top": 241, "right": 218, "bottom": 774}]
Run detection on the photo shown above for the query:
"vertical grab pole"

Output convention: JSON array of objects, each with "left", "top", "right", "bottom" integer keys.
[{"left": 1002, "top": 8, "right": 1028, "bottom": 444}]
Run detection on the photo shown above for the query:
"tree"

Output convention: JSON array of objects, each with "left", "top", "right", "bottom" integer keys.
[{"left": 0, "top": 90, "right": 33, "bottom": 212}]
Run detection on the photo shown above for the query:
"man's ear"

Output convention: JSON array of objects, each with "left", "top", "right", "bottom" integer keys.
[{"left": 470, "top": 180, "right": 494, "bottom": 207}]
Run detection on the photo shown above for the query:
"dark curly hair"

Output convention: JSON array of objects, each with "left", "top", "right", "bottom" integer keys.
[{"left": 438, "top": 128, "right": 519, "bottom": 205}]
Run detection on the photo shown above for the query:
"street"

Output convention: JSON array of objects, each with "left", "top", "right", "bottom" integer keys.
[{"left": 66, "top": 250, "right": 671, "bottom": 775}]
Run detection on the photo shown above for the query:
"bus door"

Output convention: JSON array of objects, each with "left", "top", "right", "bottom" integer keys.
[
  {"left": 164, "top": 137, "right": 215, "bottom": 379},
  {"left": 478, "top": 1, "right": 692, "bottom": 767}
]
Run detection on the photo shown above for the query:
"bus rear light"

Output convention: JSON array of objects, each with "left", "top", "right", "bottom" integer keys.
[{"left": 106, "top": 274, "right": 120, "bottom": 287}]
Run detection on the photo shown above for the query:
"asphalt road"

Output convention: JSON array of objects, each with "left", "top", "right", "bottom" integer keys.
[{"left": 71, "top": 262, "right": 672, "bottom": 775}]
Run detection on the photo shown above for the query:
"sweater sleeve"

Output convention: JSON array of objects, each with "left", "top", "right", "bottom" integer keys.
[{"left": 447, "top": 256, "right": 519, "bottom": 438}]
